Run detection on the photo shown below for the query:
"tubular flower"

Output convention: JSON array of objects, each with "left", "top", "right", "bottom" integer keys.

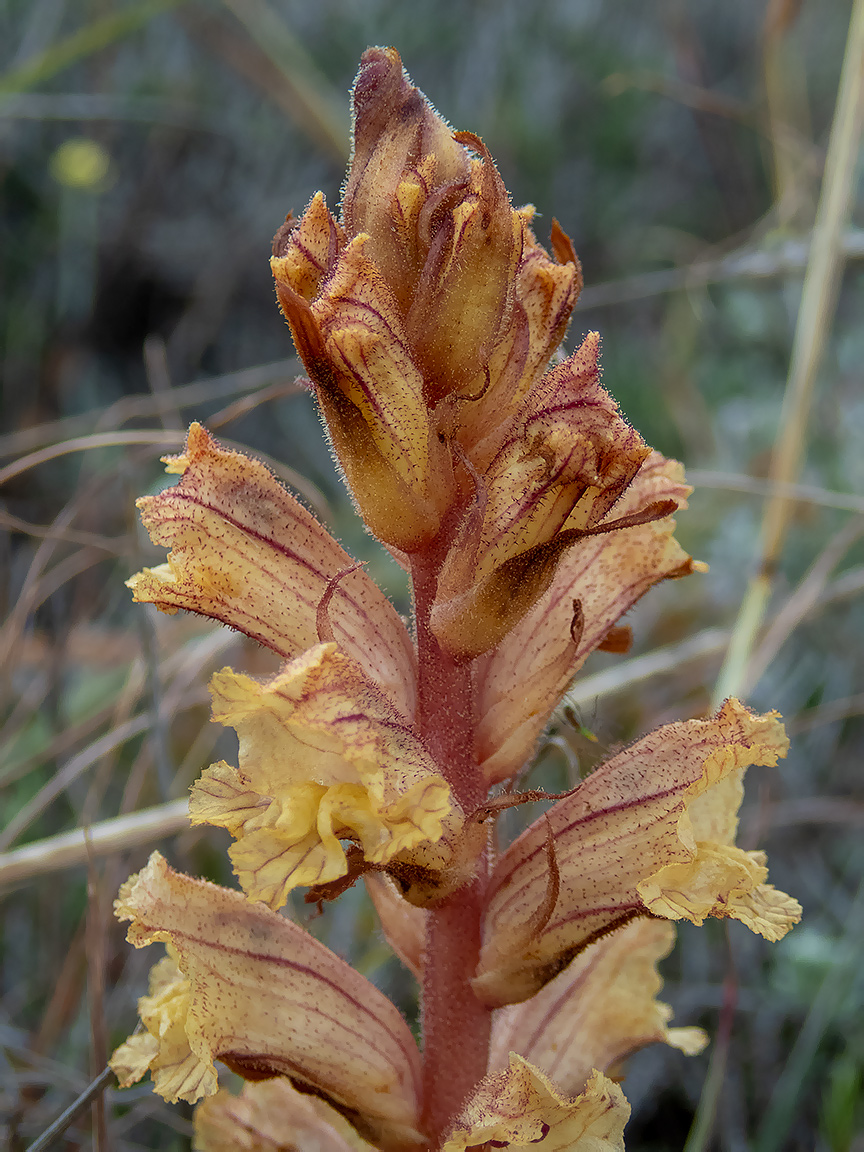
[
  {"left": 188, "top": 642, "right": 464, "bottom": 909},
  {"left": 473, "top": 700, "right": 802, "bottom": 1008},
  {"left": 113, "top": 45, "right": 800, "bottom": 1152}
]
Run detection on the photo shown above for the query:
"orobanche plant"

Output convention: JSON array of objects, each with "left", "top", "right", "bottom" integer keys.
[{"left": 111, "top": 48, "right": 801, "bottom": 1151}]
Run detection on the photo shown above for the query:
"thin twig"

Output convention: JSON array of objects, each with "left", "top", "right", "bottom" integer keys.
[
  {"left": 0, "top": 508, "right": 134, "bottom": 552},
  {"left": 687, "top": 470, "right": 864, "bottom": 514},
  {"left": 0, "top": 689, "right": 206, "bottom": 851},
  {"left": 713, "top": 0, "right": 864, "bottom": 706},
  {"left": 741, "top": 797, "right": 864, "bottom": 834},
  {"left": 0, "top": 358, "right": 298, "bottom": 458},
  {"left": 143, "top": 333, "right": 183, "bottom": 432},
  {"left": 0, "top": 715, "right": 154, "bottom": 852},
  {"left": 0, "top": 799, "right": 191, "bottom": 887},
  {"left": 790, "top": 692, "right": 864, "bottom": 734},
  {"left": 0, "top": 429, "right": 186, "bottom": 486},
  {"left": 0, "top": 0, "right": 182, "bottom": 95},
  {"left": 755, "top": 875, "right": 864, "bottom": 1152},
  {"left": 745, "top": 515, "right": 864, "bottom": 691},
  {"left": 85, "top": 839, "right": 108, "bottom": 1152},
  {"left": 576, "top": 227, "right": 864, "bottom": 309},
  {"left": 684, "top": 932, "right": 739, "bottom": 1152},
  {"left": 0, "top": 428, "right": 331, "bottom": 522},
  {"left": 560, "top": 628, "right": 728, "bottom": 711},
  {"left": 23, "top": 1065, "right": 115, "bottom": 1152},
  {"left": 217, "top": 0, "right": 348, "bottom": 159}
]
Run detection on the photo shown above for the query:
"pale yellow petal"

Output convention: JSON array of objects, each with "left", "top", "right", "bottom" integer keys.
[
  {"left": 474, "top": 700, "right": 797, "bottom": 1007},
  {"left": 194, "top": 1079, "right": 375, "bottom": 1152},
  {"left": 730, "top": 882, "right": 805, "bottom": 941},
  {"left": 110, "top": 1032, "right": 159, "bottom": 1090},
  {"left": 489, "top": 919, "right": 706, "bottom": 1096},
  {"left": 190, "top": 643, "right": 461, "bottom": 907},
  {"left": 638, "top": 845, "right": 802, "bottom": 941},
  {"left": 128, "top": 422, "right": 415, "bottom": 714},
  {"left": 442, "top": 1057, "right": 629, "bottom": 1152},
  {"left": 110, "top": 953, "right": 217, "bottom": 1104},
  {"left": 114, "top": 852, "right": 424, "bottom": 1151},
  {"left": 476, "top": 452, "right": 696, "bottom": 783}
]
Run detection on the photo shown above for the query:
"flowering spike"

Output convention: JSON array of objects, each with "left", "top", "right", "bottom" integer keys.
[{"left": 116, "top": 45, "right": 799, "bottom": 1152}]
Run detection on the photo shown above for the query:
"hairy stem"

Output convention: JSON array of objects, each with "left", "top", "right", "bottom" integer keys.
[{"left": 412, "top": 554, "right": 492, "bottom": 1146}]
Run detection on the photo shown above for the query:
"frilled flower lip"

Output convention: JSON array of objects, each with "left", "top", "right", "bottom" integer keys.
[
  {"left": 442, "top": 1057, "right": 629, "bottom": 1152},
  {"left": 473, "top": 699, "right": 801, "bottom": 1007},
  {"left": 189, "top": 642, "right": 464, "bottom": 910}
]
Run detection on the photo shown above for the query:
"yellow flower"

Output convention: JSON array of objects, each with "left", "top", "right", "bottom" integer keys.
[
  {"left": 128, "top": 421, "right": 415, "bottom": 713},
  {"left": 189, "top": 642, "right": 463, "bottom": 909},
  {"left": 109, "top": 853, "right": 425, "bottom": 1152},
  {"left": 474, "top": 699, "right": 802, "bottom": 1007},
  {"left": 442, "top": 1061, "right": 628, "bottom": 1152}
]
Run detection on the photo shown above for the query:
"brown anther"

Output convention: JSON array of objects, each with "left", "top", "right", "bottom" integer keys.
[
  {"left": 570, "top": 599, "right": 584, "bottom": 647},
  {"left": 597, "top": 624, "right": 633, "bottom": 654}
]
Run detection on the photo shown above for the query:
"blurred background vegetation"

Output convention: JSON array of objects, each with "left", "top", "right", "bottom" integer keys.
[{"left": 1, "top": 0, "right": 863, "bottom": 1149}]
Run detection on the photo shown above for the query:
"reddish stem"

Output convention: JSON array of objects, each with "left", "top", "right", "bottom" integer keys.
[{"left": 412, "top": 555, "right": 492, "bottom": 1147}]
